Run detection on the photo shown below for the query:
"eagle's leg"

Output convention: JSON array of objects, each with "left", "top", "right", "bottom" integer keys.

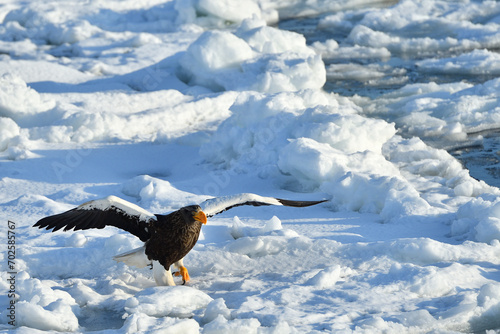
[
  {"left": 173, "top": 258, "right": 190, "bottom": 284},
  {"left": 152, "top": 260, "right": 175, "bottom": 286}
]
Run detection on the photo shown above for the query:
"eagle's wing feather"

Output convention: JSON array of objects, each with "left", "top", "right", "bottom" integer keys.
[
  {"left": 33, "top": 196, "right": 156, "bottom": 242},
  {"left": 200, "top": 193, "right": 327, "bottom": 217}
]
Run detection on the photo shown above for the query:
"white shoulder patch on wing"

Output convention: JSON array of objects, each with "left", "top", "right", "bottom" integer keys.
[
  {"left": 78, "top": 196, "right": 157, "bottom": 221},
  {"left": 200, "top": 193, "right": 282, "bottom": 217}
]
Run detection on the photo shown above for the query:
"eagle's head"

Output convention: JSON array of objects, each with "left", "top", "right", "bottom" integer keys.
[{"left": 179, "top": 205, "right": 207, "bottom": 225}]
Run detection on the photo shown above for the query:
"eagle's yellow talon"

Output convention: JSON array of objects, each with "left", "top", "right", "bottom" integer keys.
[{"left": 174, "top": 266, "right": 190, "bottom": 283}]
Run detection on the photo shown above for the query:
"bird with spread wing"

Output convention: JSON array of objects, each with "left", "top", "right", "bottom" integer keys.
[{"left": 33, "top": 193, "right": 326, "bottom": 286}]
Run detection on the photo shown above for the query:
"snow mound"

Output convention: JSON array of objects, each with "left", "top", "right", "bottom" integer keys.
[
  {"left": 24, "top": 233, "right": 138, "bottom": 279},
  {"left": 306, "top": 265, "right": 354, "bottom": 289},
  {"left": 200, "top": 90, "right": 366, "bottom": 169},
  {"left": 230, "top": 216, "right": 283, "bottom": 239},
  {"left": 0, "top": 74, "right": 55, "bottom": 122},
  {"left": 179, "top": 18, "right": 325, "bottom": 93},
  {"left": 0, "top": 117, "right": 20, "bottom": 152},
  {"left": 122, "top": 175, "right": 207, "bottom": 212},
  {"left": 175, "top": 0, "right": 278, "bottom": 27},
  {"left": 226, "top": 216, "right": 299, "bottom": 258},
  {"left": 196, "top": 0, "right": 262, "bottom": 24},
  {"left": 2, "top": 272, "right": 79, "bottom": 332},
  {"left": 16, "top": 300, "right": 79, "bottom": 332},
  {"left": 453, "top": 196, "right": 500, "bottom": 243},
  {"left": 124, "top": 286, "right": 213, "bottom": 318},
  {"left": 13, "top": 88, "right": 236, "bottom": 145},
  {"left": 203, "top": 316, "right": 261, "bottom": 334},
  {"left": 202, "top": 298, "right": 232, "bottom": 324},
  {"left": 122, "top": 314, "right": 200, "bottom": 334},
  {"left": 278, "top": 137, "right": 432, "bottom": 217},
  {"left": 470, "top": 283, "right": 500, "bottom": 331},
  {"left": 3, "top": 5, "right": 101, "bottom": 45}
]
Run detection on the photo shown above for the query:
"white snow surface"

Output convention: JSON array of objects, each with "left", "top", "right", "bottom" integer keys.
[{"left": 1, "top": 0, "right": 500, "bottom": 333}]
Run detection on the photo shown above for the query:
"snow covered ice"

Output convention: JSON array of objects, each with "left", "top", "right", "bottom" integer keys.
[{"left": 2, "top": 0, "right": 500, "bottom": 332}]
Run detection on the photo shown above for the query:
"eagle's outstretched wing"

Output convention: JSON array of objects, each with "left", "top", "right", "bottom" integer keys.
[
  {"left": 200, "top": 193, "right": 327, "bottom": 217},
  {"left": 33, "top": 196, "right": 156, "bottom": 242}
]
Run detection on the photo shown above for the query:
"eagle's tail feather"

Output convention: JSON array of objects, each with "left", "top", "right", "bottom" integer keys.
[{"left": 113, "top": 246, "right": 150, "bottom": 268}]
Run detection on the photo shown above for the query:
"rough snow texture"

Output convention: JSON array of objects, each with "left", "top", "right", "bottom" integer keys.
[{"left": 1, "top": 0, "right": 500, "bottom": 333}]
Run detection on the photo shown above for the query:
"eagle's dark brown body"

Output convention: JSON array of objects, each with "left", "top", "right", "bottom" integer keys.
[{"left": 145, "top": 211, "right": 203, "bottom": 270}]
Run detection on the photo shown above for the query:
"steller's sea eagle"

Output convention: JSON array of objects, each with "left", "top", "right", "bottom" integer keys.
[{"left": 33, "top": 193, "right": 326, "bottom": 286}]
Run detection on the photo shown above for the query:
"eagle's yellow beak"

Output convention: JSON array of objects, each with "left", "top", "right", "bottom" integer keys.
[{"left": 193, "top": 210, "right": 207, "bottom": 225}]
